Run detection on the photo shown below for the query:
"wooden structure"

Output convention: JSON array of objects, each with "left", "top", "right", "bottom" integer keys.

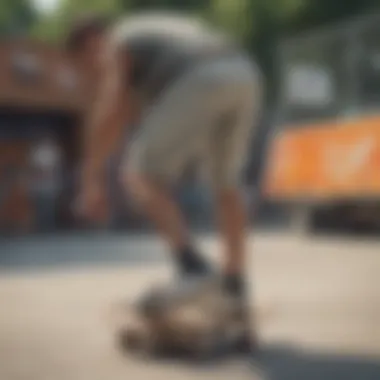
[{"left": 0, "top": 39, "right": 87, "bottom": 233}]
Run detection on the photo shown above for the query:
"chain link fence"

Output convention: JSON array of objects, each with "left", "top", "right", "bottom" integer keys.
[{"left": 277, "top": 13, "right": 380, "bottom": 127}]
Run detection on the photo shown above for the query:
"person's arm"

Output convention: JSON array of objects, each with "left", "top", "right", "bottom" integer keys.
[{"left": 81, "top": 46, "right": 130, "bottom": 187}]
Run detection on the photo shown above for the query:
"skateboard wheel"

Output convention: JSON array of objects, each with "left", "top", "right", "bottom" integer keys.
[
  {"left": 117, "top": 324, "right": 157, "bottom": 356},
  {"left": 186, "top": 328, "right": 226, "bottom": 362},
  {"left": 118, "top": 327, "right": 143, "bottom": 352}
]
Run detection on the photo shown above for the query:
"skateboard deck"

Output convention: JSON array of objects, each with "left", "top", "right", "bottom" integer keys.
[
  {"left": 108, "top": 283, "right": 216, "bottom": 356},
  {"left": 107, "top": 300, "right": 269, "bottom": 380},
  {"left": 106, "top": 278, "right": 272, "bottom": 361}
]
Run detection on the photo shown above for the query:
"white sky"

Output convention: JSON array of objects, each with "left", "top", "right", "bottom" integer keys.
[{"left": 30, "top": 0, "right": 61, "bottom": 14}]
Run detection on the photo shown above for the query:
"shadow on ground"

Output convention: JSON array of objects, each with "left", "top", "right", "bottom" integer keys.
[
  {"left": 254, "top": 345, "right": 380, "bottom": 380},
  {"left": 0, "top": 233, "right": 166, "bottom": 272},
  {"left": 114, "top": 343, "right": 380, "bottom": 380}
]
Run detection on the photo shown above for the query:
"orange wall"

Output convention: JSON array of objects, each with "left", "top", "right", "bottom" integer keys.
[{"left": 263, "top": 115, "right": 380, "bottom": 200}]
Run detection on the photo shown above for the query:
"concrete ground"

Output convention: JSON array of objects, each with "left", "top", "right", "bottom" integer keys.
[{"left": 0, "top": 231, "right": 380, "bottom": 380}]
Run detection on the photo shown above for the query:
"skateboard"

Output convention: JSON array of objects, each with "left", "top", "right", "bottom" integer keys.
[{"left": 109, "top": 277, "right": 258, "bottom": 361}]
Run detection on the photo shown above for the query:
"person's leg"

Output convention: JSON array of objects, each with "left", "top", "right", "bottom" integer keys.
[
  {"left": 206, "top": 57, "right": 262, "bottom": 298},
  {"left": 120, "top": 71, "right": 218, "bottom": 276},
  {"left": 209, "top": 125, "right": 254, "bottom": 298},
  {"left": 203, "top": 56, "right": 262, "bottom": 350},
  {"left": 123, "top": 172, "right": 209, "bottom": 275}
]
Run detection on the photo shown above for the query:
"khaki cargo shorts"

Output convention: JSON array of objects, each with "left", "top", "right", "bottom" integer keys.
[{"left": 125, "top": 54, "right": 263, "bottom": 190}]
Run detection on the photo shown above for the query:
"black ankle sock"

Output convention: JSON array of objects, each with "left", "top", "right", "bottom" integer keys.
[
  {"left": 224, "top": 274, "right": 245, "bottom": 297},
  {"left": 176, "top": 245, "right": 210, "bottom": 275}
]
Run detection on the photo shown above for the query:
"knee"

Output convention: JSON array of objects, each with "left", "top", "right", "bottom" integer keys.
[
  {"left": 119, "top": 167, "right": 159, "bottom": 205},
  {"left": 120, "top": 168, "right": 146, "bottom": 199}
]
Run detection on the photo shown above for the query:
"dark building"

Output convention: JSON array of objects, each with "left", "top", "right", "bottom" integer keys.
[
  {"left": 0, "top": 38, "right": 149, "bottom": 235},
  {"left": 0, "top": 39, "right": 86, "bottom": 234}
]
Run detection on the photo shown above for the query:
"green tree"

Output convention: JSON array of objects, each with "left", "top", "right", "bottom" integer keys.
[
  {"left": 32, "top": 0, "right": 122, "bottom": 42},
  {"left": 0, "top": 0, "right": 36, "bottom": 36},
  {"left": 29, "top": 0, "right": 380, "bottom": 101},
  {"left": 288, "top": 0, "right": 380, "bottom": 33}
]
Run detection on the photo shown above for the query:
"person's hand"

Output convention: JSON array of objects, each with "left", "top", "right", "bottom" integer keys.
[{"left": 75, "top": 177, "right": 108, "bottom": 224}]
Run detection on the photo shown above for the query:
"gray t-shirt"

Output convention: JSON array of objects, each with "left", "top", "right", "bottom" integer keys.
[{"left": 109, "top": 12, "right": 233, "bottom": 101}]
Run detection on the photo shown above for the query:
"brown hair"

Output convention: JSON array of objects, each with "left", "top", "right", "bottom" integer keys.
[{"left": 65, "top": 13, "right": 110, "bottom": 52}]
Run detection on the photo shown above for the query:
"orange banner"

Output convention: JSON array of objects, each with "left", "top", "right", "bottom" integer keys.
[{"left": 264, "top": 115, "right": 380, "bottom": 199}]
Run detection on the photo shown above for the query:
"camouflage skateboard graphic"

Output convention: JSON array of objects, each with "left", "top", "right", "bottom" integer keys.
[{"left": 110, "top": 276, "right": 257, "bottom": 361}]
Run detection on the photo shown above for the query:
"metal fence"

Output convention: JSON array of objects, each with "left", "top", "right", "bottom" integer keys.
[{"left": 276, "top": 12, "right": 380, "bottom": 127}]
